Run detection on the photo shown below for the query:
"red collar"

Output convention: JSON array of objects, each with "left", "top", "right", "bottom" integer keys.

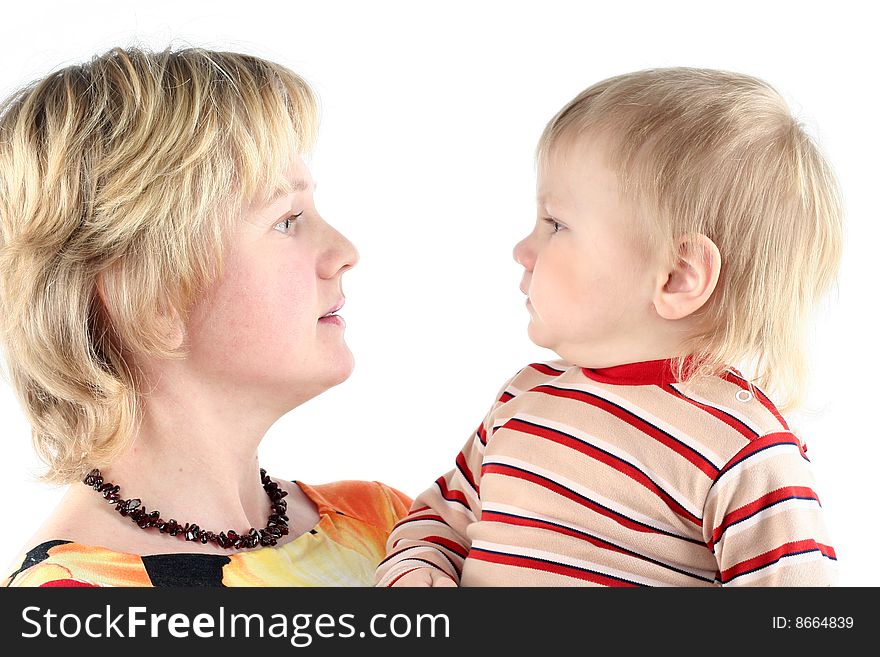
[{"left": 581, "top": 359, "right": 678, "bottom": 386}]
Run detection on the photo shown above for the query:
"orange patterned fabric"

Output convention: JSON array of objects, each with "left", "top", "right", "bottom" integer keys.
[{"left": 4, "top": 480, "right": 410, "bottom": 587}]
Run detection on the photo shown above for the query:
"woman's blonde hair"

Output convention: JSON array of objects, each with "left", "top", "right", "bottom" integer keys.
[
  {"left": 538, "top": 67, "right": 843, "bottom": 412},
  {"left": 0, "top": 45, "right": 319, "bottom": 484}
]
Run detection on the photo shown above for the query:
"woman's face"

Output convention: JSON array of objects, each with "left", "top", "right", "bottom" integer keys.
[{"left": 183, "top": 154, "right": 359, "bottom": 411}]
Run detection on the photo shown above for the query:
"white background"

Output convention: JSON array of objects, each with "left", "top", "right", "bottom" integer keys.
[{"left": 1, "top": 0, "right": 876, "bottom": 585}]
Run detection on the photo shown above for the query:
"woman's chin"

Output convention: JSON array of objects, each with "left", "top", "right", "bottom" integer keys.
[{"left": 322, "top": 348, "right": 355, "bottom": 387}]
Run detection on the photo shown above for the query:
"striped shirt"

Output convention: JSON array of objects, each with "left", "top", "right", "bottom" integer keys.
[{"left": 375, "top": 359, "right": 837, "bottom": 587}]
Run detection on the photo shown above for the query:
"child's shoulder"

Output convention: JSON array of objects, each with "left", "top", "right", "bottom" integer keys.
[
  {"left": 493, "top": 359, "right": 578, "bottom": 401},
  {"left": 674, "top": 369, "right": 805, "bottom": 467}
]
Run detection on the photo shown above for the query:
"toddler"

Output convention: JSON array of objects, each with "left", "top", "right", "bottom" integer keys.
[{"left": 376, "top": 68, "right": 841, "bottom": 587}]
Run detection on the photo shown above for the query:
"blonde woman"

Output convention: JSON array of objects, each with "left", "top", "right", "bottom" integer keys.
[{"left": 0, "top": 46, "right": 410, "bottom": 586}]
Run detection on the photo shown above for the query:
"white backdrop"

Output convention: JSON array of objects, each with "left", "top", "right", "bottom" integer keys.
[{"left": 1, "top": 0, "right": 875, "bottom": 585}]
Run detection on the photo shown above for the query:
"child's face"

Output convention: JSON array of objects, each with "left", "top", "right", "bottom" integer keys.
[
  {"left": 182, "top": 154, "right": 359, "bottom": 409},
  {"left": 513, "top": 136, "right": 662, "bottom": 367}
]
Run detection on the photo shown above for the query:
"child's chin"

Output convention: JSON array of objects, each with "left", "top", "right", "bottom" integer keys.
[{"left": 526, "top": 324, "right": 555, "bottom": 351}]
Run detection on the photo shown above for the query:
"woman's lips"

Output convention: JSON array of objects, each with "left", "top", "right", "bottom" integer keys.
[{"left": 318, "top": 314, "right": 345, "bottom": 327}]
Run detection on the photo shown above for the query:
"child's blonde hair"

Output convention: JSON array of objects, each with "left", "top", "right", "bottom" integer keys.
[
  {"left": 538, "top": 67, "right": 843, "bottom": 412},
  {"left": 0, "top": 45, "right": 319, "bottom": 485}
]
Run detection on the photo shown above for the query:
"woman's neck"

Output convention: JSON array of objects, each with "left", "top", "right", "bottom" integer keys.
[{"left": 96, "top": 372, "right": 284, "bottom": 535}]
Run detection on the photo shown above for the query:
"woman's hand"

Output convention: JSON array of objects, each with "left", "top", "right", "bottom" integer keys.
[{"left": 390, "top": 568, "right": 458, "bottom": 587}]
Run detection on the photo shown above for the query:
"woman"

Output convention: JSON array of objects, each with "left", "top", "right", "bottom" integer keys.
[{"left": 0, "top": 46, "right": 409, "bottom": 586}]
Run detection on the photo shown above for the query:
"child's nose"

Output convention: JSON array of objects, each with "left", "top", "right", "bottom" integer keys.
[{"left": 513, "top": 235, "right": 535, "bottom": 271}]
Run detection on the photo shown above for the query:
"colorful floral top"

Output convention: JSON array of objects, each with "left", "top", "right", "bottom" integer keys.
[{"left": 3, "top": 481, "right": 411, "bottom": 587}]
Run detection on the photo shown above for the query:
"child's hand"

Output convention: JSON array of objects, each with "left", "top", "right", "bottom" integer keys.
[{"left": 390, "top": 568, "right": 458, "bottom": 587}]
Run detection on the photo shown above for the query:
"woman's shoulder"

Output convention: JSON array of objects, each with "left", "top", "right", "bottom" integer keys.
[
  {"left": 3, "top": 539, "right": 151, "bottom": 587},
  {"left": 297, "top": 479, "right": 412, "bottom": 529}
]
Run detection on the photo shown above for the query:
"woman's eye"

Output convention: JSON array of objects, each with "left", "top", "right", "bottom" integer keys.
[
  {"left": 274, "top": 211, "right": 304, "bottom": 234},
  {"left": 542, "top": 217, "right": 562, "bottom": 233}
]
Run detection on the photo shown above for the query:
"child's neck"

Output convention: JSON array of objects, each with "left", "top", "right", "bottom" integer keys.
[{"left": 560, "top": 321, "right": 696, "bottom": 369}]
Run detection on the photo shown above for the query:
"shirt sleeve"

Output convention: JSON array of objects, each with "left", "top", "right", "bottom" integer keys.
[
  {"left": 702, "top": 431, "right": 838, "bottom": 586},
  {"left": 375, "top": 372, "right": 520, "bottom": 587}
]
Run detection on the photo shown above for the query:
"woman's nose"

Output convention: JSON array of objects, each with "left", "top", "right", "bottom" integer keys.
[{"left": 320, "top": 223, "right": 359, "bottom": 278}]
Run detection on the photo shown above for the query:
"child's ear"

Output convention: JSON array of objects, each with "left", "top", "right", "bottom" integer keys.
[{"left": 653, "top": 234, "right": 721, "bottom": 321}]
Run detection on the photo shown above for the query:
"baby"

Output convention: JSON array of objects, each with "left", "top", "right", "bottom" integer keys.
[{"left": 376, "top": 68, "right": 841, "bottom": 587}]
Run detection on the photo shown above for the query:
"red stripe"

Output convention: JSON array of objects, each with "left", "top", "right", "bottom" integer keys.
[
  {"left": 423, "top": 535, "right": 468, "bottom": 558},
  {"left": 720, "top": 371, "right": 789, "bottom": 430},
  {"left": 394, "top": 513, "right": 446, "bottom": 529},
  {"left": 499, "top": 391, "right": 514, "bottom": 403},
  {"left": 456, "top": 452, "right": 479, "bottom": 494},
  {"left": 535, "top": 384, "right": 719, "bottom": 478},
  {"left": 529, "top": 362, "right": 565, "bottom": 376},
  {"left": 386, "top": 568, "right": 422, "bottom": 587},
  {"left": 721, "top": 540, "right": 836, "bottom": 582},
  {"left": 481, "top": 510, "right": 631, "bottom": 558},
  {"left": 709, "top": 486, "right": 820, "bottom": 549},
  {"left": 663, "top": 384, "right": 758, "bottom": 442},
  {"left": 470, "top": 548, "right": 641, "bottom": 587},
  {"left": 481, "top": 462, "right": 668, "bottom": 536},
  {"left": 391, "top": 507, "right": 449, "bottom": 548},
  {"left": 40, "top": 579, "right": 100, "bottom": 588},
  {"left": 504, "top": 418, "right": 702, "bottom": 526},
  {"left": 477, "top": 424, "right": 488, "bottom": 446},
  {"left": 717, "top": 432, "right": 804, "bottom": 478},
  {"left": 435, "top": 477, "right": 471, "bottom": 510}
]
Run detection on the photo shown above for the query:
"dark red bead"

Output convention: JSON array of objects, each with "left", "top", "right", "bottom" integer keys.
[
  {"left": 121, "top": 498, "right": 141, "bottom": 514},
  {"left": 84, "top": 468, "right": 289, "bottom": 552}
]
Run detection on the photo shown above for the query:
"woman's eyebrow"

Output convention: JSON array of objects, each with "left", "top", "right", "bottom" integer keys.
[
  {"left": 291, "top": 178, "right": 314, "bottom": 192},
  {"left": 269, "top": 179, "right": 316, "bottom": 203}
]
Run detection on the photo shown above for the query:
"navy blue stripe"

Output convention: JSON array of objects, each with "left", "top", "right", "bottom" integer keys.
[
  {"left": 378, "top": 546, "right": 462, "bottom": 577},
  {"left": 455, "top": 457, "right": 478, "bottom": 494},
  {"left": 503, "top": 417, "right": 702, "bottom": 523},
  {"left": 713, "top": 437, "right": 802, "bottom": 491},
  {"left": 470, "top": 546, "right": 648, "bottom": 587},
  {"left": 434, "top": 479, "right": 472, "bottom": 511},
  {"left": 535, "top": 383, "right": 720, "bottom": 475},
  {"left": 483, "top": 460, "right": 705, "bottom": 547},
  {"left": 665, "top": 383, "right": 759, "bottom": 439},
  {"left": 711, "top": 495, "right": 822, "bottom": 550},
  {"left": 393, "top": 515, "right": 450, "bottom": 528},
  {"left": 722, "top": 548, "right": 837, "bottom": 584},
  {"left": 485, "top": 509, "right": 715, "bottom": 583},
  {"left": 529, "top": 362, "right": 566, "bottom": 374}
]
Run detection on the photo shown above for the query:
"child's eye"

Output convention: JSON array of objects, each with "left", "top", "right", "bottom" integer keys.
[
  {"left": 274, "top": 211, "right": 304, "bottom": 234},
  {"left": 543, "top": 217, "right": 562, "bottom": 233}
]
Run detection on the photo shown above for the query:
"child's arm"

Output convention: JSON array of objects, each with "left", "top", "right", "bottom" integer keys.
[
  {"left": 703, "top": 432, "right": 838, "bottom": 586},
  {"left": 375, "top": 423, "right": 487, "bottom": 587},
  {"left": 375, "top": 369, "right": 526, "bottom": 588}
]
